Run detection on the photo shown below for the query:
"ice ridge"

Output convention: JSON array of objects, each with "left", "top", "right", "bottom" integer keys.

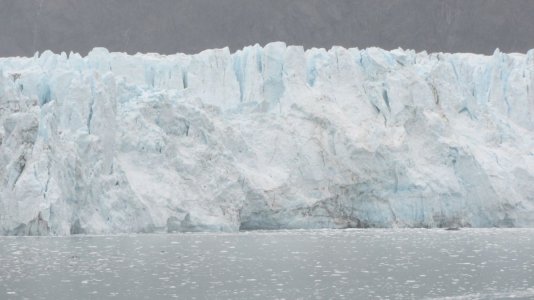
[{"left": 0, "top": 42, "right": 533, "bottom": 235}]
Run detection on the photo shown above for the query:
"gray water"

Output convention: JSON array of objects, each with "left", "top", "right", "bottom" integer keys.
[{"left": 1, "top": 229, "right": 533, "bottom": 299}]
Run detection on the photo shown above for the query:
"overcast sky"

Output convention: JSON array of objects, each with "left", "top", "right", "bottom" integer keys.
[{"left": 1, "top": 0, "right": 533, "bottom": 57}]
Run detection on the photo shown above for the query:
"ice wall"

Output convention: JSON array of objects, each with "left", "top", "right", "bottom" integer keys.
[{"left": 1, "top": 43, "right": 533, "bottom": 235}]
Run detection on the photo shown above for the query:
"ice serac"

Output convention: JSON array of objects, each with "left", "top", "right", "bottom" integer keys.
[{"left": 0, "top": 44, "right": 533, "bottom": 235}]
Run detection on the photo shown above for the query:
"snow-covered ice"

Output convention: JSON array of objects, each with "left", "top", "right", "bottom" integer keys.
[{"left": 0, "top": 43, "right": 533, "bottom": 235}]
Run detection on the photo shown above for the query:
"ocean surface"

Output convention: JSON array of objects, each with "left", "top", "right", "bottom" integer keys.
[{"left": 1, "top": 229, "right": 533, "bottom": 299}]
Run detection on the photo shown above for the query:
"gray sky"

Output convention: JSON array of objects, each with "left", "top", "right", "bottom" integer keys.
[{"left": 1, "top": 0, "right": 533, "bottom": 57}]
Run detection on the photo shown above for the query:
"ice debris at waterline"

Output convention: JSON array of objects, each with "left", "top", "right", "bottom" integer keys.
[{"left": 0, "top": 43, "right": 533, "bottom": 235}]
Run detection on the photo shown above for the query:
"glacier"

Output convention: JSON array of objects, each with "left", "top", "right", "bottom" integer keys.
[{"left": 0, "top": 42, "right": 533, "bottom": 235}]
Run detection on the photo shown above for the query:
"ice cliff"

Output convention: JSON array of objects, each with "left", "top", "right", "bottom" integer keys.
[{"left": 0, "top": 42, "right": 533, "bottom": 235}]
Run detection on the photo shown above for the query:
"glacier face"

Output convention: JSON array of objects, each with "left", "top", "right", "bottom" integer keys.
[{"left": 0, "top": 42, "right": 533, "bottom": 235}]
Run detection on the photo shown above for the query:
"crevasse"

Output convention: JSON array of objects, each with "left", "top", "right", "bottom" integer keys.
[{"left": 0, "top": 42, "right": 533, "bottom": 235}]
